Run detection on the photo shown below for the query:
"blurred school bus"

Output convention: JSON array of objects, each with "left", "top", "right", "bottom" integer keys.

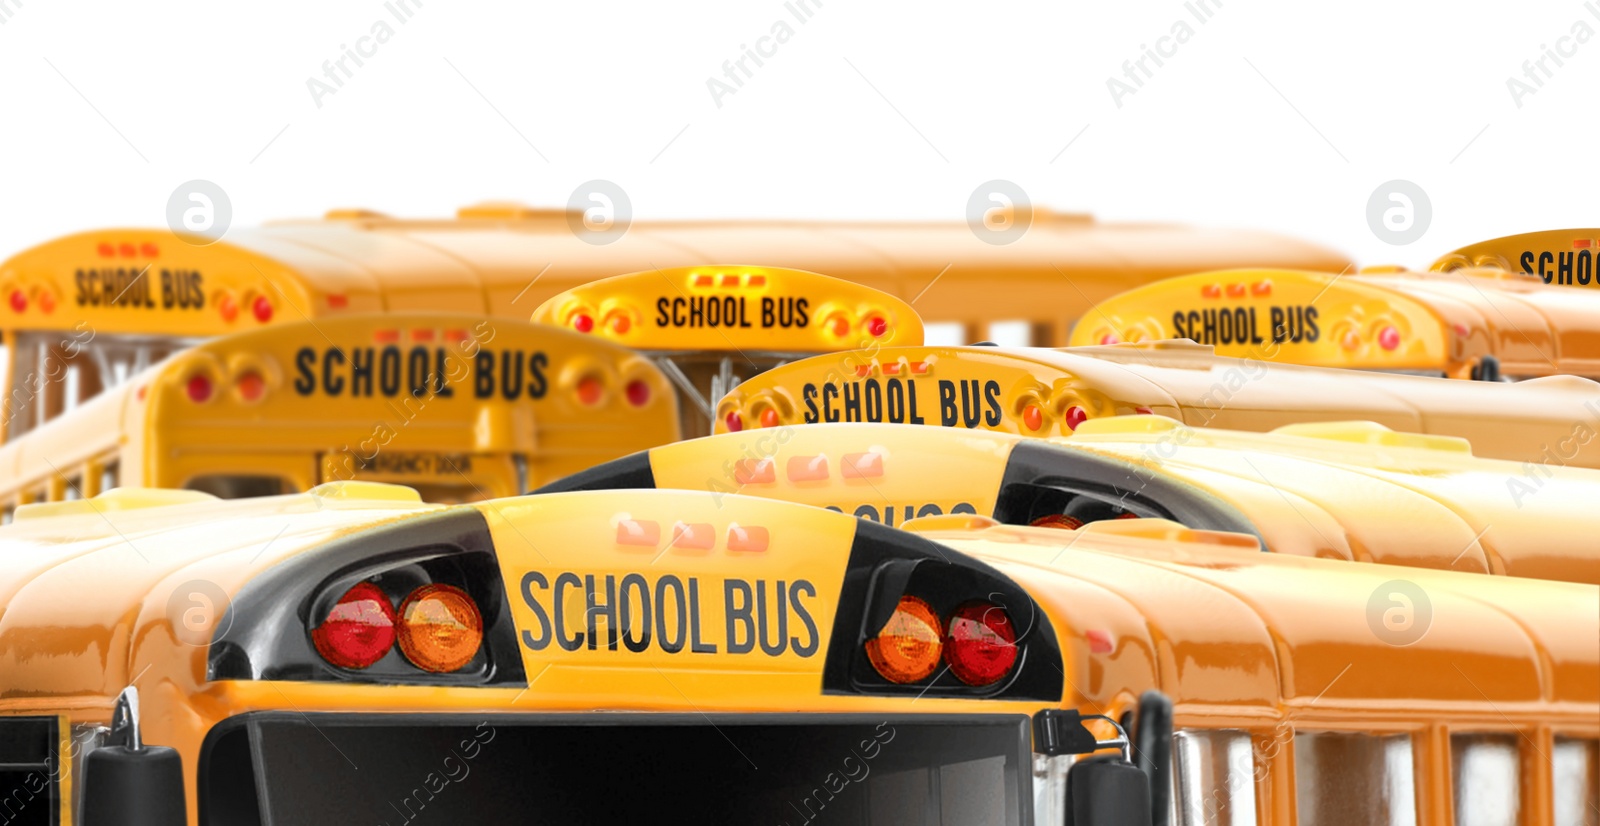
[
  {"left": 0, "top": 483, "right": 1591, "bottom": 824},
  {"left": 1066, "top": 267, "right": 1600, "bottom": 380},
  {"left": 0, "top": 313, "right": 678, "bottom": 518},
  {"left": 531, "top": 265, "right": 924, "bottom": 436},
  {"left": 711, "top": 341, "right": 1600, "bottom": 470},
  {"left": 1432, "top": 228, "right": 1600, "bottom": 285},
  {"left": 542, "top": 418, "right": 1600, "bottom": 586},
  {"left": 0, "top": 206, "right": 1348, "bottom": 442}
]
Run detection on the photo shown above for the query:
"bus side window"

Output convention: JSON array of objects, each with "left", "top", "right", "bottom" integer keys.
[
  {"left": 1292, "top": 730, "right": 1416, "bottom": 826},
  {"left": 987, "top": 321, "right": 1031, "bottom": 348},
  {"left": 1553, "top": 737, "right": 1599, "bottom": 826},
  {"left": 923, "top": 322, "right": 965, "bottom": 347},
  {"left": 1172, "top": 729, "right": 1257, "bottom": 826},
  {"left": 2, "top": 506, "right": 13, "bottom": 525},
  {"left": 1451, "top": 733, "right": 1521, "bottom": 826},
  {"left": 61, "top": 475, "right": 83, "bottom": 501},
  {"left": 99, "top": 461, "right": 119, "bottom": 495}
]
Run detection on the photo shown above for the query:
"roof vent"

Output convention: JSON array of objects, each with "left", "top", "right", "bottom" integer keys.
[{"left": 14, "top": 488, "right": 216, "bottom": 521}]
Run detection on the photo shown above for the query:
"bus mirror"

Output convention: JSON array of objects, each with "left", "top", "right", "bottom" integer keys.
[
  {"left": 1132, "top": 690, "right": 1174, "bottom": 826},
  {"left": 1035, "top": 709, "right": 1154, "bottom": 826},
  {"left": 1065, "top": 758, "right": 1154, "bottom": 826},
  {"left": 82, "top": 688, "right": 187, "bottom": 826},
  {"left": 1471, "top": 355, "right": 1502, "bottom": 382}
]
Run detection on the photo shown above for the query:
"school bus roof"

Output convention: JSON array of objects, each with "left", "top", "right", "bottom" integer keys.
[
  {"left": 0, "top": 209, "right": 1351, "bottom": 336},
  {"left": 547, "top": 418, "right": 1600, "bottom": 584},
  {"left": 0, "top": 313, "right": 681, "bottom": 497},
  {"left": 1066, "top": 267, "right": 1600, "bottom": 377},
  {"left": 530, "top": 265, "right": 925, "bottom": 353},
  {"left": 714, "top": 342, "right": 1600, "bottom": 470},
  {"left": 0, "top": 483, "right": 444, "bottom": 696},
  {"left": 931, "top": 520, "right": 1599, "bottom": 720},
  {"left": 1432, "top": 228, "right": 1600, "bottom": 279},
  {"left": 3, "top": 482, "right": 1591, "bottom": 729}
]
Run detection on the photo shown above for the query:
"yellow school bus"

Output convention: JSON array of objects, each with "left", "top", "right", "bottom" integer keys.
[
  {"left": 712, "top": 341, "right": 1600, "bottom": 471},
  {"left": 1065, "top": 267, "right": 1600, "bottom": 380},
  {"left": 531, "top": 265, "right": 923, "bottom": 435},
  {"left": 0, "top": 483, "right": 1592, "bottom": 824},
  {"left": 1432, "top": 228, "right": 1600, "bottom": 285},
  {"left": 0, "top": 313, "right": 677, "bottom": 516},
  {"left": 542, "top": 418, "right": 1600, "bottom": 586},
  {"left": 0, "top": 208, "right": 1347, "bottom": 442}
]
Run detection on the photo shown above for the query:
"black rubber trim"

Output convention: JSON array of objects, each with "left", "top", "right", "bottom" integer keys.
[
  {"left": 528, "top": 450, "right": 656, "bottom": 495},
  {"left": 993, "top": 440, "right": 1264, "bottom": 546},
  {"left": 207, "top": 508, "right": 526, "bottom": 687}
]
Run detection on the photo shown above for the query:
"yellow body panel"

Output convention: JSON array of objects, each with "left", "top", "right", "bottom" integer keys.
[
  {"left": 575, "top": 419, "right": 1600, "bottom": 584},
  {"left": 715, "top": 342, "right": 1600, "bottom": 470},
  {"left": 1068, "top": 267, "right": 1600, "bottom": 378},
  {"left": 0, "top": 484, "right": 1592, "bottom": 824},
  {"left": 0, "top": 314, "right": 680, "bottom": 507}
]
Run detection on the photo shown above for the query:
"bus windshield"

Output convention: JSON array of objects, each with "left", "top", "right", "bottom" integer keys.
[
  {"left": 532, "top": 266, "right": 925, "bottom": 435},
  {"left": 235, "top": 715, "right": 1030, "bottom": 825}
]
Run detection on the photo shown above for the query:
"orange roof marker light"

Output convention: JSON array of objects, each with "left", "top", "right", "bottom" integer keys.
[
  {"left": 532, "top": 266, "right": 926, "bottom": 437},
  {"left": 1067, "top": 267, "right": 1600, "bottom": 380}
]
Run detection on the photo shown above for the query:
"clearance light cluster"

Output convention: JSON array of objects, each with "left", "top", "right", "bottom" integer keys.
[
  {"left": 820, "top": 308, "right": 894, "bottom": 344},
  {"left": 851, "top": 359, "right": 931, "bottom": 379},
  {"left": 866, "top": 595, "right": 1019, "bottom": 687},
  {"left": 212, "top": 290, "right": 275, "bottom": 325},
  {"left": 1198, "top": 279, "right": 1274, "bottom": 300},
  {"left": 613, "top": 518, "right": 771, "bottom": 553},
  {"left": 311, "top": 581, "right": 484, "bottom": 673},
  {"left": 1018, "top": 396, "right": 1090, "bottom": 434},
  {"left": 728, "top": 451, "right": 885, "bottom": 486},
  {"left": 3, "top": 284, "right": 59, "bottom": 316},
  {"left": 1332, "top": 318, "right": 1405, "bottom": 355},
  {"left": 180, "top": 361, "right": 274, "bottom": 406},
  {"left": 563, "top": 303, "right": 639, "bottom": 338},
  {"left": 690, "top": 272, "right": 769, "bottom": 289},
  {"left": 95, "top": 241, "right": 161, "bottom": 259},
  {"left": 1088, "top": 320, "right": 1163, "bottom": 347},
  {"left": 568, "top": 371, "right": 653, "bottom": 409},
  {"left": 371, "top": 327, "right": 477, "bottom": 345}
]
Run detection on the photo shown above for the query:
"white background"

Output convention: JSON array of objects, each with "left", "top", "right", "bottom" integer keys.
[{"left": 0, "top": 0, "right": 1593, "bottom": 266}]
